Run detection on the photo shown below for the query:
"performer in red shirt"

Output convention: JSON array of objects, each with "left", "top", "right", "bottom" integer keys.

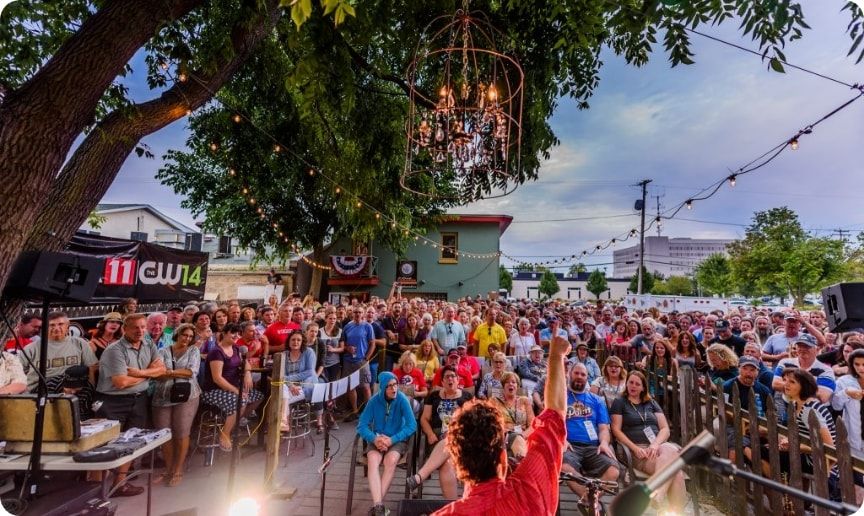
[{"left": 433, "top": 336, "right": 570, "bottom": 516}]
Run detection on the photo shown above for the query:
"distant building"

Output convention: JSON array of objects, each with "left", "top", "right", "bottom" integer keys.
[
  {"left": 83, "top": 204, "right": 199, "bottom": 250},
  {"left": 294, "top": 214, "right": 512, "bottom": 302},
  {"left": 510, "top": 271, "right": 630, "bottom": 301},
  {"left": 612, "top": 236, "right": 735, "bottom": 279}
]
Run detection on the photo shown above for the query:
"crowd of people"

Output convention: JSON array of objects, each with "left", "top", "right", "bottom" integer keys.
[{"left": 0, "top": 293, "right": 859, "bottom": 514}]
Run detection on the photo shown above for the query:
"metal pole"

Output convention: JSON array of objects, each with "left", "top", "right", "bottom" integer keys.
[{"left": 637, "top": 179, "right": 651, "bottom": 294}]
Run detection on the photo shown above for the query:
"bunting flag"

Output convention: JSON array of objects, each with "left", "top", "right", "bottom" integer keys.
[{"left": 330, "top": 255, "right": 369, "bottom": 276}]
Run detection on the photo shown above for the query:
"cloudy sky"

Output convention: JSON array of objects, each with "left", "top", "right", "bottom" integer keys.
[{"left": 101, "top": 5, "right": 864, "bottom": 274}]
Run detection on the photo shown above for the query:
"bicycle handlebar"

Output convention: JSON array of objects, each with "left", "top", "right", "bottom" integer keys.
[{"left": 559, "top": 472, "right": 619, "bottom": 493}]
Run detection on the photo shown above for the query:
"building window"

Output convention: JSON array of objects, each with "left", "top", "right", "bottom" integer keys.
[
  {"left": 130, "top": 231, "right": 148, "bottom": 242},
  {"left": 218, "top": 235, "right": 233, "bottom": 255},
  {"left": 440, "top": 232, "right": 458, "bottom": 263}
]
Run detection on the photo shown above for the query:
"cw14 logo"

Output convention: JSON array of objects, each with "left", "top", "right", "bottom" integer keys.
[{"left": 103, "top": 258, "right": 203, "bottom": 287}]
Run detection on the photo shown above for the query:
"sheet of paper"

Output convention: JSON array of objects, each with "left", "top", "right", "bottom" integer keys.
[
  {"left": 333, "top": 377, "right": 349, "bottom": 398},
  {"left": 311, "top": 382, "right": 328, "bottom": 403},
  {"left": 281, "top": 385, "right": 306, "bottom": 405},
  {"left": 348, "top": 370, "right": 360, "bottom": 389}
]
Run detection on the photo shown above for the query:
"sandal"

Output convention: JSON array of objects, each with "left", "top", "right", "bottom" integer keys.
[
  {"left": 219, "top": 441, "right": 233, "bottom": 452},
  {"left": 152, "top": 471, "right": 170, "bottom": 485},
  {"left": 168, "top": 473, "right": 183, "bottom": 487},
  {"left": 406, "top": 473, "right": 423, "bottom": 492}
]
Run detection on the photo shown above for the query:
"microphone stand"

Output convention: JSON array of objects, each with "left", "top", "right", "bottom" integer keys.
[
  {"left": 21, "top": 296, "right": 50, "bottom": 499},
  {"left": 226, "top": 345, "right": 247, "bottom": 500},
  {"left": 700, "top": 456, "right": 857, "bottom": 515},
  {"left": 318, "top": 382, "right": 335, "bottom": 516}
]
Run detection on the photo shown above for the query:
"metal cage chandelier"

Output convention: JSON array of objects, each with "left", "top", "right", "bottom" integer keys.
[{"left": 400, "top": 3, "right": 524, "bottom": 203}]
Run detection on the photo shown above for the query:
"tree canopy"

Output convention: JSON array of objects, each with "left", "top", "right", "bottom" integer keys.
[
  {"left": 499, "top": 265, "right": 513, "bottom": 294},
  {"left": 538, "top": 270, "right": 560, "bottom": 299},
  {"left": 727, "top": 207, "right": 845, "bottom": 305},
  {"left": 694, "top": 253, "right": 732, "bottom": 296},
  {"left": 586, "top": 269, "right": 608, "bottom": 300},
  {"left": 1, "top": 0, "right": 862, "bottom": 298}
]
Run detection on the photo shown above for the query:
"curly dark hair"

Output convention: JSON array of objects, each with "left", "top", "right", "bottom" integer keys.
[{"left": 446, "top": 399, "right": 506, "bottom": 484}]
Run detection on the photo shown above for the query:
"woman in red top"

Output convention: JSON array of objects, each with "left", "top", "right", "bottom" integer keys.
[{"left": 393, "top": 351, "right": 428, "bottom": 414}]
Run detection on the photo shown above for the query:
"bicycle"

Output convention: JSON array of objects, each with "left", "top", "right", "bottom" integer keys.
[{"left": 559, "top": 471, "right": 619, "bottom": 516}]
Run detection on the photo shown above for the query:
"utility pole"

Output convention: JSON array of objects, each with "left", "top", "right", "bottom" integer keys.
[
  {"left": 834, "top": 229, "right": 850, "bottom": 243},
  {"left": 637, "top": 179, "right": 652, "bottom": 294}
]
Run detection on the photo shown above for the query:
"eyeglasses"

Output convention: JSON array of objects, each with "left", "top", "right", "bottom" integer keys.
[
  {"left": 385, "top": 382, "right": 398, "bottom": 389},
  {"left": 607, "top": 365, "right": 621, "bottom": 369},
  {"left": 442, "top": 374, "right": 458, "bottom": 380},
  {"left": 493, "top": 360, "right": 505, "bottom": 364}
]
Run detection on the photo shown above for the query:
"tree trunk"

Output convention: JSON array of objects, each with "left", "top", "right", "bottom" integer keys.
[
  {"left": 0, "top": 0, "right": 203, "bottom": 294},
  {"left": 308, "top": 243, "right": 327, "bottom": 300},
  {"left": 24, "top": 0, "right": 283, "bottom": 256}
]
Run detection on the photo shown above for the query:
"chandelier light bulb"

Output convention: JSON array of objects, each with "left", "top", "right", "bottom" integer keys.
[{"left": 790, "top": 138, "right": 799, "bottom": 150}]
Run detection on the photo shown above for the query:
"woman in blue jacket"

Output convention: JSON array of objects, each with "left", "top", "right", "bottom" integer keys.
[{"left": 357, "top": 371, "right": 417, "bottom": 516}]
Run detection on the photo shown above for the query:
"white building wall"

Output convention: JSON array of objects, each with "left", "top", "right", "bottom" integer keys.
[
  {"left": 613, "top": 236, "right": 734, "bottom": 278},
  {"left": 511, "top": 276, "right": 630, "bottom": 301},
  {"left": 81, "top": 209, "right": 187, "bottom": 249}
]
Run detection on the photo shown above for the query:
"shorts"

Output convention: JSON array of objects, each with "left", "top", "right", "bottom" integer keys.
[
  {"left": 563, "top": 443, "right": 619, "bottom": 478},
  {"left": 95, "top": 392, "right": 151, "bottom": 430},
  {"left": 202, "top": 388, "right": 263, "bottom": 416},
  {"left": 152, "top": 396, "right": 200, "bottom": 439},
  {"left": 367, "top": 440, "right": 408, "bottom": 457},
  {"left": 725, "top": 427, "right": 752, "bottom": 449},
  {"left": 343, "top": 361, "right": 371, "bottom": 386}
]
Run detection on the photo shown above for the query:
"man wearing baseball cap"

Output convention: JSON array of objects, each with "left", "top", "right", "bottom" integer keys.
[
  {"left": 517, "top": 345, "right": 547, "bottom": 395},
  {"left": 431, "top": 349, "right": 473, "bottom": 389},
  {"left": 772, "top": 333, "right": 835, "bottom": 405},
  {"left": 722, "top": 355, "right": 773, "bottom": 462},
  {"left": 711, "top": 319, "right": 747, "bottom": 357}
]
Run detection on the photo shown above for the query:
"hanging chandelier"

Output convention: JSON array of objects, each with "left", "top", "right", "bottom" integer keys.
[{"left": 401, "top": 1, "right": 524, "bottom": 203}]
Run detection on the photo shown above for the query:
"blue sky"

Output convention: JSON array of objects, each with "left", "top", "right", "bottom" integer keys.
[{"left": 100, "top": 4, "right": 864, "bottom": 272}]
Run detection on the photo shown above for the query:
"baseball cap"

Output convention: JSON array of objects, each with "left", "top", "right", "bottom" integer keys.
[
  {"left": 794, "top": 334, "right": 817, "bottom": 347},
  {"left": 456, "top": 343, "right": 468, "bottom": 349},
  {"left": 582, "top": 318, "right": 597, "bottom": 328},
  {"left": 576, "top": 342, "right": 589, "bottom": 349},
  {"left": 784, "top": 313, "right": 799, "bottom": 321},
  {"left": 715, "top": 320, "right": 730, "bottom": 330},
  {"left": 168, "top": 306, "right": 184, "bottom": 313},
  {"left": 738, "top": 356, "right": 760, "bottom": 369},
  {"left": 447, "top": 348, "right": 459, "bottom": 357},
  {"left": 529, "top": 345, "right": 543, "bottom": 353},
  {"left": 547, "top": 315, "right": 559, "bottom": 322},
  {"left": 102, "top": 312, "right": 123, "bottom": 323}
]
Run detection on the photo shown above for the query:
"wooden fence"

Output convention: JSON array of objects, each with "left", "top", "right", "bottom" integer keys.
[{"left": 649, "top": 367, "right": 861, "bottom": 516}]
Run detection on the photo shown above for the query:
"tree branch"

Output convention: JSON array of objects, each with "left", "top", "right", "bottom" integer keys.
[
  {"left": 329, "top": 26, "right": 436, "bottom": 110},
  {"left": 24, "top": 0, "right": 283, "bottom": 253}
]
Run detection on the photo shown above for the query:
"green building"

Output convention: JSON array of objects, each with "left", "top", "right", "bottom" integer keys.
[{"left": 296, "top": 214, "right": 511, "bottom": 302}]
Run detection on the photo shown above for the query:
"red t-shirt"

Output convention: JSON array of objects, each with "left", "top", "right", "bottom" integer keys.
[
  {"left": 458, "top": 356, "right": 480, "bottom": 379},
  {"left": 433, "top": 409, "right": 566, "bottom": 516},
  {"left": 432, "top": 366, "right": 474, "bottom": 389},
  {"left": 394, "top": 367, "right": 427, "bottom": 391},
  {"left": 263, "top": 321, "right": 300, "bottom": 352},
  {"left": 3, "top": 336, "right": 31, "bottom": 352}
]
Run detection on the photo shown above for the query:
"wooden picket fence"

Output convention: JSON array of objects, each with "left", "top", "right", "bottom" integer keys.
[{"left": 647, "top": 367, "right": 861, "bottom": 516}]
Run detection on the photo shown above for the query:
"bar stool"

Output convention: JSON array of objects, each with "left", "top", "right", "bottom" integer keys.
[
  {"left": 281, "top": 401, "right": 315, "bottom": 460},
  {"left": 193, "top": 404, "right": 251, "bottom": 467}
]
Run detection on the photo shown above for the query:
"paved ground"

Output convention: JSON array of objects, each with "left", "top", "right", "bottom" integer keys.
[{"left": 104, "top": 418, "right": 726, "bottom": 516}]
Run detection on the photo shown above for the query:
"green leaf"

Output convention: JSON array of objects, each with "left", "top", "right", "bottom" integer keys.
[{"left": 769, "top": 57, "right": 785, "bottom": 72}]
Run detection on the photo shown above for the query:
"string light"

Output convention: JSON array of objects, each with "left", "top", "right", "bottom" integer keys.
[
  {"left": 335, "top": 187, "right": 341, "bottom": 194},
  {"left": 249, "top": 198, "right": 256, "bottom": 204},
  {"left": 375, "top": 213, "right": 381, "bottom": 219},
  {"left": 209, "top": 142, "right": 219, "bottom": 151},
  {"left": 228, "top": 168, "right": 236, "bottom": 176},
  {"left": 356, "top": 201, "right": 362, "bottom": 208},
  {"left": 790, "top": 137, "right": 799, "bottom": 150},
  {"left": 233, "top": 114, "right": 242, "bottom": 123},
  {"left": 686, "top": 199, "right": 693, "bottom": 210},
  {"left": 728, "top": 174, "right": 737, "bottom": 187},
  {"left": 177, "top": 72, "right": 188, "bottom": 82},
  {"left": 160, "top": 61, "right": 169, "bottom": 71},
  {"left": 273, "top": 144, "right": 281, "bottom": 153},
  {"left": 308, "top": 169, "right": 315, "bottom": 176}
]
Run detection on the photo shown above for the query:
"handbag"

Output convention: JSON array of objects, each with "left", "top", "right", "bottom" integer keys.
[{"left": 168, "top": 351, "right": 192, "bottom": 403}]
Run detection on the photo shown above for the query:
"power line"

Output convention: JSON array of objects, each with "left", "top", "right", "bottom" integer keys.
[
  {"left": 509, "top": 213, "right": 635, "bottom": 224},
  {"left": 688, "top": 28, "right": 863, "bottom": 91}
]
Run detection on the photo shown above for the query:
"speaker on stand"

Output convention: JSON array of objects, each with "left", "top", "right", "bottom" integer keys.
[
  {"left": 822, "top": 282, "right": 864, "bottom": 333},
  {"left": 2, "top": 251, "right": 103, "bottom": 504}
]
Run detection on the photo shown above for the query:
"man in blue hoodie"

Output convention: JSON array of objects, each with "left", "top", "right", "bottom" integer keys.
[{"left": 357, "top": 371, "right": 417, "bottom": 516}]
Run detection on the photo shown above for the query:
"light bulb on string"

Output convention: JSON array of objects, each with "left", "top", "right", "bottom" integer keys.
[
  {"left": 356, "top": 201, "right": 362, "bottom": 208},
  {"left": 185, "top": 108, "right": 192, "bottom": 117},
  {"left": 728, "top": 175, "right": 737, "bottom": 187},
  {"left": 242, "top": 187, "right": 249, "bottom": 194},
  {"left": 308, "top": 169, "right": 315, "bottom": 176},
  {"left": 232, "top": 114, "right": 242, "bottom": 123},
  {"left": 249, "top": 198, "right": 256, "bottom": 204},
  {"left": 790, "top": 138, "right": 799, "bottom": 150},
  {"left": 335, "top": 187, "right": 341, "bottom": 194},
  {"left": 177, "top": 72, "right": 188, "bottom": 82},
  {"left": 685, "top": 199, "right": 693, "bottom": 210},
  {"left": 209, "top": 142, "right": 219, "bottom": 152},
  {"left": 228, "top": 168, "right": 236, "bottom": 176},
  {"left": 273, "top": 144, "right": 281, "bottom": 153},
  {"left": 160, "top": 61, "right": 169, "bottom": 71},
  {"left": 375, "top": 213, "right": 381, "bottom": 220}
]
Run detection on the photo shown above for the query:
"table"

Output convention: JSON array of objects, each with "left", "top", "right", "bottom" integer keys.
[{"left": 0, "top": 432, "right": 171, "bottom": 516}]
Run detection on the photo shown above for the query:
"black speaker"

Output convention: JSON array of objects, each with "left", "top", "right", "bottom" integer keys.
[
  {"left": 396, "top": 499, "right": 452, "bottom": 516},
  {"left": 3, "top": 251, "right": 102, "bottom": 303},
  {"left": 822, "top": 282, "right": 864, "bottom": 332}
]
